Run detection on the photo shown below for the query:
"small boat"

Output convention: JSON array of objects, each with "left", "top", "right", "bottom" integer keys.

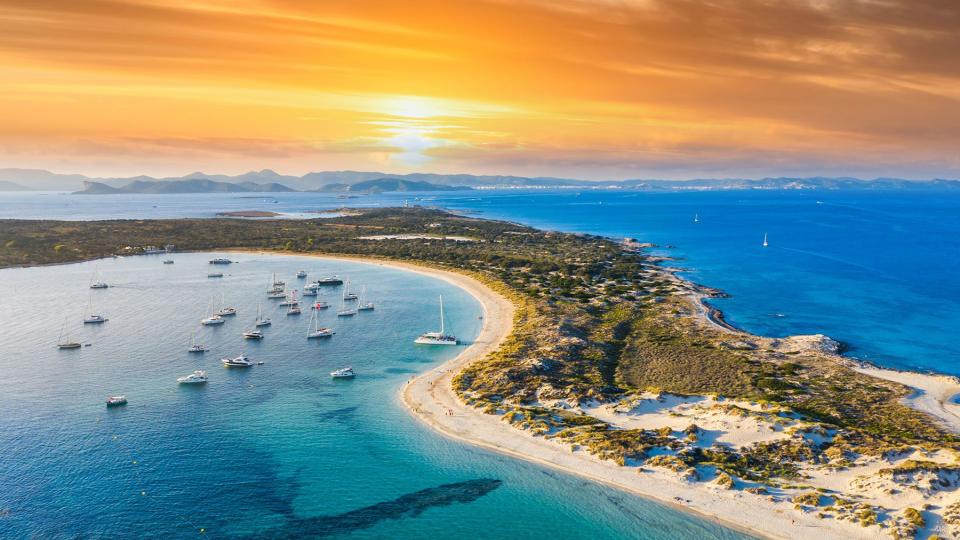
[
  {"left": 762, "top": 232, "right": 769, "bottom": 248},
  {"left": 279, "top": 290, "right": 299, "bottom": 306},
  {"left": 163, "top": 259, "right": 174, "bottom": 264},
  {"left": 357, "top": 286, "right": 374, "bottom": 311},
  {"left": 342, "top": 279, "right": 358, "bottom": 301},
  {"left": 303, "top": 282, "right": 320, "bottom": 291},
  {"left": 313, "top": 276, "right": 343, "bottom": 286},
  {"left": 312, "top": 301, "right": 329, "bottom": 310},
  {"left": 177, "top": 370, "right": 208, "bottom": 384},
  {"left": 254, "top": 303, "right": 271, "bottom": 327},
  {"left": 188, "top": 344, "right": 208, "bottom": 353},
  {"left": 242, "top": 329, "right": 264, "bottom": 340},
  {"left": 222, "top": 354, "right": 253, "bottom": 367},
  {"left": 209, "top": 258, "right": 233, "bottom": 265},
  {"left": 83, "top": 314, "right": 108, "bottom": 324},
  {"left": 57, "top": 317, "right": 82, "bottom": 349},
  {"left": 693, "top": 213, "right": 700, "bottom": 223},
  {"left": 337, "top": 285, "right": 357, "bottom": 317},
  {"left": 217, "top": 307, "right": 237, "bottom": 316},
  {"left": 330, "top": 367, "right": 355, "bottom": 378},
  {"left": 296, "top": 270, "right": 307, "bottom": 278},
  {"left": 207, "top": 272, "right": 224, "bottom": 278},
  {"left": 201, "top": 315, "right": 225, "bottom": 325},
  {"left": 415, "top": 295, "right": 458, "bottom": 345},
  {"left": 267, "top": 290, "right": 286, "bottom": 299},
  {"left": 302, "top": 289, "right": 317, "bottom": 297},
  {"left": 89, "top": 267, "right": 109, "bottom": 289},
  {"left": 106, "top": 395, "right": 127, "bottom": 407},
  {"left": 307, "top": 309, "right": 335, "bottom": 339},
  {"left": 287, "top": 305, "right": 301, "bottom": 315}
]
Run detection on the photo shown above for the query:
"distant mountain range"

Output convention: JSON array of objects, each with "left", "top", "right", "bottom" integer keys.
[{"left": 0, "top": 167, "right": 958, "bottom": 193}]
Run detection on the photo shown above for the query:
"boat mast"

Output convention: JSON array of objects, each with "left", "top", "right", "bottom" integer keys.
[{"left": 439, "top": 295, "right": 445, "bottom": 335}]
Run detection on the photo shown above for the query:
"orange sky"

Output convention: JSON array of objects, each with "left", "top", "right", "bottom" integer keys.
[{"left": 1, "top": 0, "right": 959, "bottom": 179}]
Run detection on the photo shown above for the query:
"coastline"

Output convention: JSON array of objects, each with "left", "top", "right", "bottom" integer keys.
[{"left": 233, "top": 248, "right": 960, "bottom": 539}]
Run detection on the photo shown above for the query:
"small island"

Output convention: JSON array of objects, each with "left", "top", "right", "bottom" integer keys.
[{"left": 2, "top": 207, "right": 958, "bottom": 539}]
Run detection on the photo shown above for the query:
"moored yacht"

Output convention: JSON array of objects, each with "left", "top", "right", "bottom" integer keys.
[
  {"left": 58, "top": 318, "right": 82, "bottom": 349},
  {"left": 330, "top": 366, "right": 355, "bottom": 378},
  {"left": 414, "top": 295, "right": 457, "bottom": 345},
  {"left": 313, "top": 275, "right": 343, "bottom": 286},
  {"left": 357, "top": 286, "right": 374, "bottom": 311},
  {"left": 209, "top": 258, "right": 233, "bottom": 265},
  {"left": 311, "top": 301, "right": 329, "bottom": 310},
  {"left": 306, "top": 309, "right": 335, "bottom": 339},
  {"left": 201, "top": 315, "right": 225, "bottom": 325},
  {"left": 207, "top": 272, "right": 224, "bottom": 278},
  {"left": 90, "top": 281, "right": 109, "bottom": 289},
  {"left": 254, "top": 303, "right": 271, "bottom": 327},
  {"left": 217, "top": 307, "right": 237, "bottom": 316},
  {"left": 188, "top": 344, "right": 208, "bottom": 353},
  {"left": 83, "top": 314, "right": 108, "bottom": 324},
  {"left": 221, "top": 354, "right": 253, "bottom": 367},
  {"left": 163, "top": 259, "right": 174, "bottom": 264},
  {"left": 296, "top": 270, "right": 307, "bottom": 278},
  {"left": 242, "top": 329, "right": 264, "bottom": 340},
  {"left": 302, "top": 288, "right": 317, "bottom": 297},
  {"left": 177, "top": 370, "right": 208, "bottom": 384}
]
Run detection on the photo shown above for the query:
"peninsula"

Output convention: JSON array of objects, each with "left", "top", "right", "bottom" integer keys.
[{"left": 2, "top": 208, "right": 958, "bottom": 539}]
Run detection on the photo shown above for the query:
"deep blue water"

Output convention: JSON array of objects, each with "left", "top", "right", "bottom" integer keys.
[
  {"left": 1, "top": 188, "right": 957, "bottom": 374},
  {"left": 0, "top": 253, "right": 748, "bottom": 539}
]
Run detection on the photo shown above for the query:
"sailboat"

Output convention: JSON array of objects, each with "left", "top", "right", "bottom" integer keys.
[
  {"left": 57, "top": 317, "right": 82, "bottom": 349},
  {"left": 306, "top": 309, "right": 335, "bottom": 339},
  {"left": 414, "top": 295, "right": 457, "bottom": 345},
  {"left": 336, "top": 285, "right": 357, "bottom": 317},
  {"left": 254, "top": 303, "right": 272, "bottom": 327},
  {"left": 216, "top": 293, "right": 237, "bottom": 316},
  {"left": 89, "top": 267, "right": 109, "bottom": 289},
  {"left": 762, "top": 232, "right": 769, "bottom": 248},
  {"left": 357, "top": 286, "right": 374, "bottom": 311},
  {"left": 83, "top": 292, "right": 108, "bottom": 324},
  {"left": 343, "top": 279, "right": 358, "bottom": 301},
  {"left": 201, "top": 297, "right": 225, "bottom": 325},
  {"left": 694, "top": 213, "right": 700, "bottom": 223},
  {"left": 267, "top": 273, "right": 285, "bottom": 298},
  {"left": 188, "top": 329, "right": 207, "bottom": 353}
]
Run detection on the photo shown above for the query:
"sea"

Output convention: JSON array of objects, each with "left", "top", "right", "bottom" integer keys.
[{"left": 1, "top": 187, "right": 958, "bottom": 538}]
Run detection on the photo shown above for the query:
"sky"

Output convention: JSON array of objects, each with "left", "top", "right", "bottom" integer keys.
[{"left": 1, "top": 0, "right": 959, "bottom": 180}]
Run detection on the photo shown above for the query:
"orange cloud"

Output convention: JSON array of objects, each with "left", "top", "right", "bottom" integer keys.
[{"left": 0, "top": 0, "right": 958, "bottom": 178}]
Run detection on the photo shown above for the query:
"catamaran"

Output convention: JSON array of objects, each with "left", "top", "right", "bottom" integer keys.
[
  {"left": 89, "top": 267, "right": 109, "bottom": 289},
  {"left": 221, "top": 354, "right": 253, "bottom": 367},
  {"left": 57, "top": 317, "right": 82, "bottom": 349},
  {"left": 762, "top": 232, "right": 769, "bottom": 248},
  {"left": 337, "top": 286, "right": 357, "bottom": 317},
  {"left": 83, "top": 292, "right": 108, "bottom": 324},
  {"left": 415, "top": 295, "right": 457, "bottom": 345},
  {"left": 357, "top": 286, "right": 374, "bottom": 311},
  {"left": 306, "top": 309, "right": 335, "bottom": 339},
  {"left": 254, "top": 303, "right": 271, "bottom": 327},
  {"left": 177, "top": 370, "right": 208, "bottom": 384},
  {"left": 330, "top": 366, "right": 355, "bottom": 378}
]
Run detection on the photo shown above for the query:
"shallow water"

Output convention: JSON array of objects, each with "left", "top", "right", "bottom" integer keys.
[{"left": 0, "top": 253, "right": 749, "bottom": 539}]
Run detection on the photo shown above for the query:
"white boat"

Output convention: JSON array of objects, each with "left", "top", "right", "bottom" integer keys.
[
  {"left": 279, "top": 290, "right": 299, "bottom": 306},
  {"left": 306, "top": 309, "right": 335, "bottom": 339},
  {"left": 222, "top": 354, "right": 253, "bottom": 367},
  {"left": 330, "top": 366, "right": 355, "bottom": 378},
  {"left": 287, "top": 305, "right": 301, "bottom": 315},
  {"left": 296, "top": 270, "right": 307, "bottom": 278},
  {"left": 302, "top": 289, "right": 317, "bottom": 297},
  {"left": 254, "top": 303, "right": 271, "bottom": 327},
  {"left": 311, "top": 301, "right": 329, "bottom": 310},
  {"left": 343, "top": 280, "right": 358, "bottom": 301},
  {"left": 177, "top": 370, "right": 208, "bottom": 384},
  {"left": 106, "top": 395, "right": 127, "bottom": 407},
  {"left": 57, "top": 317, "right": 82, "bottom": 349},
  {"left": 336, "top": 286, "right": 357, "bottom": 317},
  {"left": 303, "top": 282, "right": 320, "bottom": 291},
  {"left": 163, "top": 259, "right": 174, "bottom": 264},
  {"left": 83, "top": 293, "right": 108, "bottom": 324},
  {"left": 207, "top": 272, "right": 224, "bottom": 278},
  {"left": 188, "top": 343, "right": 208, "bottom": 353},
  {"left": 267, "top": 290, "right": 286, "bottom": 299},
  {"left": 357, "top": 286, "right": 374, "bottom": 311},
  {"left": 201, "top": 315, "right": 224, "bottom": 325},
  {"left": 89, "top": 267, "right": 109, "bottom": 289},
  {"left": 762, "top": 232, "right": 769, "bottom": 248},
  {"left": 242, "top": 329, "right": 264, "bottom": 340},
  {"left": 415, "top": 295, "right": 458, "bottom": 345},
  {"left": 694, "top": 213, "right": 700, "bottom": 223},
  {"left": 217, "top": 307, "right": 237, "bottom": 316}
]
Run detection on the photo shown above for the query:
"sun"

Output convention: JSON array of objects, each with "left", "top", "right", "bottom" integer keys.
[{"left": 379, "top": 96, "right": 448, "bottom": 119}]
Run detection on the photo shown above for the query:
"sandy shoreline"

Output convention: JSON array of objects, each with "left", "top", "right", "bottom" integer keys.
[{"left": 230, "top": 249, "right": 958, "bottom": 539}]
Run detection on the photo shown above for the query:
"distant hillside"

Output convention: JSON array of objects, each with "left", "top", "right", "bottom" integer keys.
[
  {"left": 0, "top": 180, "right": 29, "bottom": 191},
  {"left": 76, "top": 179, "right": 295, "bottom": 194},
  {"left": 320, "top": 178, "right": 474, "bottom": 193}
]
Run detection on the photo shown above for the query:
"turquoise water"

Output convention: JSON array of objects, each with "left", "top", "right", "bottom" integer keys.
[
  {"left": 2, "top": 188, "right": 957, "bottom": 374},
  {"left": 0, "top": 253, "right": 749, "bottom": 539}
]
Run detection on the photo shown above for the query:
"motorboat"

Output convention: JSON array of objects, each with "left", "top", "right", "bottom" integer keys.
[
  {"left": 209, "top": 258, "right": 233, "bottom": 265},
  {"left": 296, "top": 270, "right": 307, "bottom": 278},
  {"left": 163, "top": 259, "right": 174, "bottom": 264},
  {"left": 217, "top": 307, "right": 237, "bottom": 316},
  {"left": 302, "top": 289, "right": 317, "bottom": 297},
  {"left": 188, "top": 344, "right": 208, "bottom": 353},
  {"left": 312, "top": 276, "right": 343, "bottom": 286},
  {"left": 207, "top": 272, "right": 224, "bottom": 278},
  {"left": 177, "top": 370, "right": 208, "bottom": 384},
  {"left": 330, "top": 367, "right": 355, "bottom": 378},
  {"left": 90, "top": 281, "right": 109, "bottom": 289},
  {"left": 222, "top": 354, "right": 253, "bottom": 367},
  {"left": 414, "top": 295, "right": 457, "bottom": 345},
  {"left": 242, "top": 329, "right": 264, "bottom": 340},
  {"left": 106, "top": 395, "right": 127, "bottom": 407}
]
